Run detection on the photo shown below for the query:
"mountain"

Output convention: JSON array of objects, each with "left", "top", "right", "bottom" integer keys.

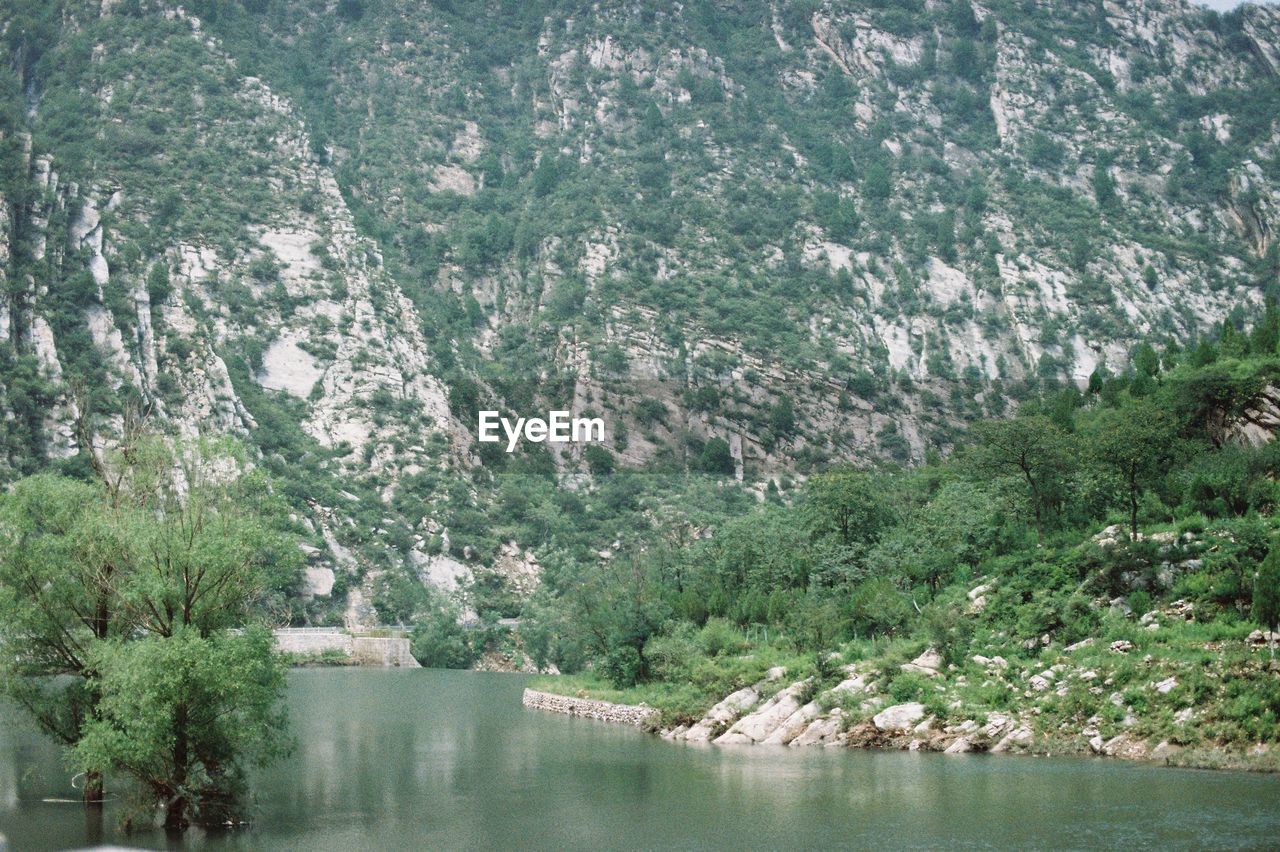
[{"left": 2, "top": 0, "right": 1280, "bottom": 621}]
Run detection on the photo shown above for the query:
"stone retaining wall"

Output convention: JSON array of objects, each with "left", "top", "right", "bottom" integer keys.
[{"left": 522, "top": 688, "right": 657, "bottom": 726}]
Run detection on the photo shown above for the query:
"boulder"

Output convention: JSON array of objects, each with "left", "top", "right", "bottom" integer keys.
[
  {"left": 900, "top": 648, "right": 943, "bottom": 676},
  {"left": 991, "top": 724, "right": 1032, "bottom": 753},
  {"left": 682, "top": 685, "right": 759, "bottom": 742},
  {"left": 1154, "top": 676, "right": 1178, "bottom": 695},
  {"left": 967, "top": 582, "right": 992, "bottom": 614},
  {"left": 714, "top": 682, "right": 807, "bottom": 744},
  {"left": 981, "top": 713, "right": 1012, "bottom": 739},
  {"left": 1247, "top": 629, "right": 1279, "bottom": 647},
  {"left": 828, "top": 673, "right": 869, "bottom": 696},
  {"left": 1101, "top": 734, "right": 1149, "bottom": 760},
  {"left": 791, "top": 711, "right": 846, "bottom": 747},
  {"left": 873, "top": 702, "right": 926, "bottom": 732},
  {"left": 760, "top": 701, "right": 821, "bottom": 745},
  {"left": 1109, "top": 639, "right": 1134, "bottom": 654},
  {"left": 944, "top": 736, "right": 973, "bottom": 754},
  {"left": 1064, "top": 638, "right": 1095, "bottom": 652}
]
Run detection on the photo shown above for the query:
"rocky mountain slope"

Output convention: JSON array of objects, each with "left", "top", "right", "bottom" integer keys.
[{"left": 2, "top": 0, "right": 1280, "bottom": 619}]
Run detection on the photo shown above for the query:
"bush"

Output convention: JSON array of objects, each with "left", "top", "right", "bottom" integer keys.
[
  {"left": 600, "top": 643, "right": 643, "bottom": 688},
  {"left": 922, "top": 602, "right": 973, "bottom": 665},
  {"left": 643, "top": 625, "right": 699, "bottom": 681},
  {"left": 697, "top": 618, "right": 747, "bottom": 658},
  {"left": 410, "top": 606, "right": 475, "bottom": 669},
  {"left": 887, "top": 671, "right": 932, "bottom": 703}
]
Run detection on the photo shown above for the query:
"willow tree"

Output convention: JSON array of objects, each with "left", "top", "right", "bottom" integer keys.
[
  {"left": 0, "top": 434, "right": 301, "bottom": 831},
  {"left": 0, "top": 474, "right": 121, "bottom": 801}
]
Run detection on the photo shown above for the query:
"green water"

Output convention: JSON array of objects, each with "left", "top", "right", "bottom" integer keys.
[{"left": 2, "top": 668, "right": 1278, "bottom": 850}]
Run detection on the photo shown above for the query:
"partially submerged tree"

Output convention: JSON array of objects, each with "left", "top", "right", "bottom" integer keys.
[
  {"left": 0, "top": 433, "right": 300, "bottom": 830},
  {"left": 0, "top": 474, "right": 118, "bottom": 801}
]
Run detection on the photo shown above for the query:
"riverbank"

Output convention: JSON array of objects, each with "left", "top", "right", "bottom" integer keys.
[{"left": 526, "top": 618, "right": 1280, "bottom": 773}]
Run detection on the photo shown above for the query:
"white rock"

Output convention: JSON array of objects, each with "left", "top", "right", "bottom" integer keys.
[
  {"left": 760, "top": 701, "right": 821, "bottom": 745},
  {"left": 991, "top": 725, "right": 1032, "bottom": 753},
  {"left": 900, "top": 648, "right": 943, "bottom": 676},
  {"left": 682, "top": 685, "right": 760, "bottom": 742},
  {"left": 873, "top": 702, "right": 926, "bottom": 732},
  {"left": 714, "top": 682, "right": 806, "bottom": 744},
  {"left": 790, "top": 711, "right": 846, "bottom": 747}
]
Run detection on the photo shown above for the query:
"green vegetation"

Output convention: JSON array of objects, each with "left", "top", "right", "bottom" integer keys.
[
  {"left": 524, "top": 343, "right": 1280, "bottom": 761},
  {"left": 0, "top": 431, "right": 301, "bottom": 830}
]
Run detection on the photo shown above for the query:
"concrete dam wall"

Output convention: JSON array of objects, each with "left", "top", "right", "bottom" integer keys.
[{"left": 274, "top": 628, "right": 419, "bottom": 668}]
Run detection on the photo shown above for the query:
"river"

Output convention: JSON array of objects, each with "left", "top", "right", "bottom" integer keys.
[{"left": 2, "top": 668, "right": 1278, "bottom": 850}]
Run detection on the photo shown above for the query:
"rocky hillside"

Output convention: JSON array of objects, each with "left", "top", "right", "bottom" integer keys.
[{"left": 2, "top": 0, "right": 1280, "bottom": 618}]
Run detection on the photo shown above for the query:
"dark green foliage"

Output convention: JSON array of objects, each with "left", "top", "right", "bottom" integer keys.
[
  {"left": 697, "top": 437, "right": 734, "bottom": 475},
  {"left": 1255, "top": 547, "right": 1280, "bottom": 650}
]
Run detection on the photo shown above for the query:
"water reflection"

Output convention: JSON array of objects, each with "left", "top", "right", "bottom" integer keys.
[{"left": 2, "top": 669, "right": 1279, "bottom": 850}]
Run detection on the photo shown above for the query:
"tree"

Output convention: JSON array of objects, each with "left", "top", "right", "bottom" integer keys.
[
  {"left": 803, "top": 468, "right": 892, "bottom": 547},
  {"left": 76, "top": 628, "right": 290, "bottom": 831},
  {"left": 410, "top": 595, "right": 475, "bottom": 669},
  {"left": 1086, "top": 400, "right": 1179, "bottom": 540},
  {"left": 0, "top": 435, "right": 300, "bottom": 830},
  {"left": 0, "top": 474, "right": 118, "bottom": 802},
  {"left": 1255, "top": 546, "right": 1280, "bottom": 660},
  {"left": 967, "top": 415, "right": 1073, "bottom": 544},
  {"left": 866, "top": 481, "right": 999, "bottom": 596},
  {"left": 697, "top": 437, "right": 734, "bottom": 475}
]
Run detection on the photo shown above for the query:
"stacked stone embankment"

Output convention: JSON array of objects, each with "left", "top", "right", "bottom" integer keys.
[{"left": 522, "top": 688, "right": 657, "bottom": 726}]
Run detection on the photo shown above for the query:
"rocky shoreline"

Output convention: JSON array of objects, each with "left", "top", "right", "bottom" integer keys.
[{"left": 526, "top": 651, "right": 1277, "bottom": 772}]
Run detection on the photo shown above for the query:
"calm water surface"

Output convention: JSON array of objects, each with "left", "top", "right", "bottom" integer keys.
[{"left": 2, "top": 668, "right": 1278, "bottom": 850}]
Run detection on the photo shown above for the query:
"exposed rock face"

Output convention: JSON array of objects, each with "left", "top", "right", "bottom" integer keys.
[
  {"left": 4, "top": 0, "right": 1280, "bottom": 615},
  {"left": 900, "top": 648, "right": 944, "bottom": 677},
  {"left": 679, "top": 685, "right": 762, "bottom": 743},
  {"left": 789, "top": 711, "right": 847, "bottom": 747}
]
